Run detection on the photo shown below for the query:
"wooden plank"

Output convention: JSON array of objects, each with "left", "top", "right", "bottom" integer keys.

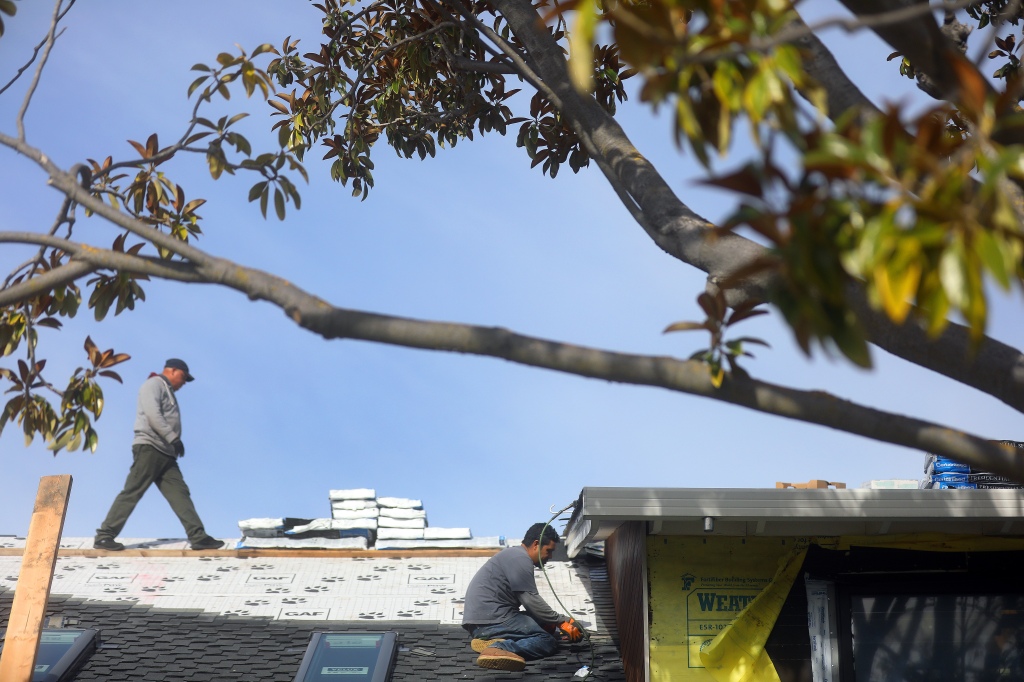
[
  {"left": 0, "top": 547, "right": 501, "bottom": 558},
  {"left": 0, "top": 475, "right": 73, "bottom": 682}
]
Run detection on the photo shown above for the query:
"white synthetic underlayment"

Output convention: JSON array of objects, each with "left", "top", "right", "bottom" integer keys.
[{"left": 0, "top": 539, "right": 600, "bottom": 626}]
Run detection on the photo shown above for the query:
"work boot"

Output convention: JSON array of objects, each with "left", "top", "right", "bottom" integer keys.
[
  {"left": 93, "top": 537, "right": 125, "bottom": 551},
  {"left": 476, "top": 647, "right": 525, "bottom": 672},
  {"left": 190, "top": 537, "right": 225, "bottom": 550},
  {"left": 471, "top": 638, "right": 506, "bottom": 652}
]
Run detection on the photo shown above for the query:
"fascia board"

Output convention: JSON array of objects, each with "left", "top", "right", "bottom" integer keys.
[{"left": 565, "top": 487, "right": 1024, "bottom": 556}]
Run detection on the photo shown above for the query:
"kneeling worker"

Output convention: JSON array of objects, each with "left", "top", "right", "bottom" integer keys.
[{"left": 462, "top": 522, "right": 584, "bottom": 671}]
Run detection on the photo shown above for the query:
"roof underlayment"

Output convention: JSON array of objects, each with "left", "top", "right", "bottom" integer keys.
[{"left": 0, "top": 539, "right": 625, "bottom": 680}]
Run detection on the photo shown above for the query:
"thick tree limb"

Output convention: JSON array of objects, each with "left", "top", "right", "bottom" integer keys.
[
  {"left": 9, "top": 208, "right": 1024, "bottom": 478},
  {"left": 790, "top": 17, "right": 880, "bottom": 117},
  {"left": 838, "top": 1, "right": 995, "bottom": 107},
  {"left": 491, "top": 0, "right": 1024, "bottom": 413},
  {"left": 4, "top": 128, "right": 1023, "bottom": 476}
]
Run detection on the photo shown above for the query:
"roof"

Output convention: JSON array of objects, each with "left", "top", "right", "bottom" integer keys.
[
  {"left": 0, "top": 538, "right": 625, "bottom": 681},
  {"left": 565, "top": 487, "right": 1024, "bottom": 557}
]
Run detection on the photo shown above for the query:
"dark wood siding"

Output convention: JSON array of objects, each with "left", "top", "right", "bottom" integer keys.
[{"left": 605, "top": 521, "right": 647, "bottom": 682}]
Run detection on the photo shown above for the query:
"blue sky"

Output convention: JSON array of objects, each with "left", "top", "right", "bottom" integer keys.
[{"left": 1, "top": 1, "right": 1022, "bottom": 542}]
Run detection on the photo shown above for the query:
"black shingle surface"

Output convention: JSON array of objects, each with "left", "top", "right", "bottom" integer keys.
[{"left": 1, "top": 589, "right": 626, "bottom": 681}]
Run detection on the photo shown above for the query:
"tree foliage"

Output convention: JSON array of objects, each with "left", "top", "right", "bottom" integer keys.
[{"left": 3, "top": 0, "right": 1024, "bottom": 480}]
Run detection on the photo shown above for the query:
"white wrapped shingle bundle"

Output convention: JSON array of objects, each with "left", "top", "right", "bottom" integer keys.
[
  {"left": 238, "top": 518, "right": 285, "bottom": 531},
  {"left": 331, "top": 499, "right": 378, "bottom": 511},
  {"left": 376, "top": 536, "right": 502, "bottom": 549},
  {"left": 329, "top": 518, "right": 378, "bottom": 530},
  {"left": 379, "top": 508, "right": 426, "bottom": 520},
  {"left": 237, "top": 518, "right": 289, "bottom": 538},
  {"left": 332, "top": 507, "right": 380, "bottom": 519},
  {"left": 239, "top": 536, "right": 369, "bottom": 550},
  {"left": 378, "top": 517, "right": 426, "bottom": 529},
  {"left": 423, "top": 527, "right": 472, "bottom": 540},
  {"left": 328, "top": 488, "right": 376, "bottom": 500},
  {"left": 289, "top": 518, "right": 378, "bottom": 532},
  {"left": 377, "top": 496, "right": 422, "bottom": 509},
  {"left": 376, "top": 527, "right": 424, "bottom": 540}
]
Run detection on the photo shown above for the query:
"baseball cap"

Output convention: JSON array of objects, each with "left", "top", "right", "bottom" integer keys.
[{"left": 164, "top": 358, "right": 195, "bottom": 382}]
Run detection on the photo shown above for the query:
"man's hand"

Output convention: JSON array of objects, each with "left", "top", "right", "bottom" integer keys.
[
  {"left": 172, "top": 439, "right": 185, "bottom": 457},
  {"left": 554, "top": 619, "right": 584, "bottom": 643}
]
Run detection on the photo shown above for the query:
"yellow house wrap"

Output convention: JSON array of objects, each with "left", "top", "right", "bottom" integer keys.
[
  {"left": 648, "top": 534, "right": 1024, "bottom": 682},
  {"left": 648, "top": 535, "right": 800, "bottom": 682}
]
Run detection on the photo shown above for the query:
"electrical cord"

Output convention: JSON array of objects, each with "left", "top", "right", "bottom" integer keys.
[{"left": 537, "top": 500, "right": 597, "bottom": 677}]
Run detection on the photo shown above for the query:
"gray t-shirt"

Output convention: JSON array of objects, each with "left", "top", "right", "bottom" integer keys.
[{"left": 462, "top": 546, "right": 561, "bottom": 626}]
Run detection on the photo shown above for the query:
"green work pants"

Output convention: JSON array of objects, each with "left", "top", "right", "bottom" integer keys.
[{"left": 96, "top": 444, "right": 208, "bottom": 543}]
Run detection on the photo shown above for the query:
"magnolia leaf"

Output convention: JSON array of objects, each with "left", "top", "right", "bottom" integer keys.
[
  {"left": 874, "top": 260, "right": 919, "bottom": 324},
  {"left": 274, "top": 188, "right": 286, "bottom": 220},
  {"left": 974, "top": 230, "right": 1012, "bottom": 289},
  {"left": 946, "top": 51, "right": 989, "bottom": 116},
  {"left": 569, "top": 0, "right": 598, "bottom": 93},
  {"left": 728, "top": 336, "right": 771, "bottom": 348},
  {"left": 663, "top": 321, "right": 708, "bottom": 333},
  {"left": 939, "top": 245, "right": 969, "bottom": 311},
  {"left": 726, "top": 306, "right": 768, "bottom": 326}
]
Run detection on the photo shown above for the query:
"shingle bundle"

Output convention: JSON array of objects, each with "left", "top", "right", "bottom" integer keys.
[
  {"left": 236, "top": 486, "right": 501, "bottom": 549},
  {"left": 921, "top": 441, "right": 1024, "bottom": 489},
  {"left": 236, "top": 517, "right": 372, "bottom": 549}
]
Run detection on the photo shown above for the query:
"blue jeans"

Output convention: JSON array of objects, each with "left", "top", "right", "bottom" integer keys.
[{"left": 468, "top": 613, "right": 559, "bottom": 660}]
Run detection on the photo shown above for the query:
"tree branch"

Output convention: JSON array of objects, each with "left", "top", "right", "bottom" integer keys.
[
  {"left": 790, "top": 15, "right": 881, "bottom": 117},
  {"left": 837, "top": 0, "right": 977, "bottom": 102},
  {"left": 492, "top": 0, "right": 1024, "bottom": 414},
  {"left": 11, "top": 218, "right": 1019, "bottom": 479},
  {"left": 449, "top": 56, "right": 517, "bottom": 74},
  {"left": 17, "top": 0, "right": 74, "bottom": 141},
  {"left": 0, "top": 232, "right": 210, "bottom": 307},
  {"left": 4, "top": 126, "right": 1023, "bottom": 476}
]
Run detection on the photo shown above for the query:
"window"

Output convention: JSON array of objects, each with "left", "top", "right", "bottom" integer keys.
[
  {"left": 847, "top": 593, "right": 1024, "bottom": 681},
  {"left": 0, "top": 629, "right": 100, "bottom": 682},
  {"left": 293, "top": 632, "right": 398, "bottom": 682}
]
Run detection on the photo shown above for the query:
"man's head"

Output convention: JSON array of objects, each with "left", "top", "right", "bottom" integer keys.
[
  {"left": 521, "top": 522, "right": 560, "bottom": 566},
  {"left": 162, "top": 358, "right": 194, "bottom": 390}
]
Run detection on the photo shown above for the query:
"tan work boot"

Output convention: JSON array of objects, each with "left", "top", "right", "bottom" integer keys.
[
  {"left": 471, "top": 638, "right": 506, "bottom": 653},
  {"left": 476, "top": 647, "right": 526, "bottom": 672}
]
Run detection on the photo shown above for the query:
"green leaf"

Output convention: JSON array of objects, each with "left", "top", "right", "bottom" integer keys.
[
  {"left": 832, "top": 324, "right": 871, "bottom": 369},
  {"left": 663, "top": 321, "right": 708, "bottom": 333},
  {"left": 939, "top": 243, "right": 969, "bottom": 310},
  {"left": 569, "top": 0, "right": 597, "bottom": 92},
  {"left": 274, "top": 188, "right": 285, "bottom": 220},
  {"left": 974, "top": 230, "right": 1011, "bottom": 289},
  {"left": 187, "top": 75, "right": 208, "bottom": 98},
  {"left": 248, "top": 181, "right": 268, "bottom": 202}
]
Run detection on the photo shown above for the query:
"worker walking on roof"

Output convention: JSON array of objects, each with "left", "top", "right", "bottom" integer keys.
[
  {"left": 93, "top": 359, "right": 224, "bottom": 552},
  {"left": 462, "top": 522, "right": 584, "bottom": 671}
]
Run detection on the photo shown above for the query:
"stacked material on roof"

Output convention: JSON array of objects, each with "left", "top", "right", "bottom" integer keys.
[
  {"left": 236, "top": 487, "right": 500, "bottom": 549},
  {"left": 920, "top": 441, "right": 1024, "bottom": 489},
  {"left": 236, "top": 517, "right": 372, "bottom": 549},
  {"left": 859, "top": 479, "right": 919, "bottom": 490}
]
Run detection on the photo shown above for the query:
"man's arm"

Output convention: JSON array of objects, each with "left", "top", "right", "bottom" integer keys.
[
  {"left": 515, "top": 590, "right": 564, "bottom": 625},
  {"left": 138, "top": 379, "right": 178, "bottom": 443}
]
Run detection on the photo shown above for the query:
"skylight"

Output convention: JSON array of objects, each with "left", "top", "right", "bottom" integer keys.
[
  {"left": 292, "top": 631, "right": 398, "bottom": 682},
  {"left": 0, "top": 628, "right": 100, "bottom": 682}
]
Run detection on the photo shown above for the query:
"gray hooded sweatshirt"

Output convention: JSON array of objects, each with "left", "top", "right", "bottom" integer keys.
[{"left": 132, "top": 374, "right": 181, "bottom": 457}]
